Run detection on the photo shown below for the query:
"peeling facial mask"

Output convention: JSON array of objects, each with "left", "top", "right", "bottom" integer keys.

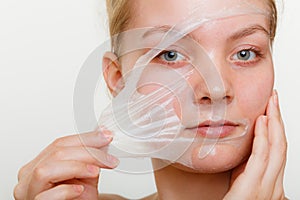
[{"left": 96, "top": 1, "right": 270, "bottom": 172}]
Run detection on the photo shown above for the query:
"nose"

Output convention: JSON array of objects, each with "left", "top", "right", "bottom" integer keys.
[
  {"left": 190, "top": 69, "right": 234, "bottom": 105},
  {"left": 195, "top": 86, "right": 233, "bottom": 105}
]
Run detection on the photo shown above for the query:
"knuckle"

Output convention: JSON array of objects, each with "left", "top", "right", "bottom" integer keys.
[
  {"left": 52, "top": 147, "right": 65, "bottom": 160},
  {"left": 254, "top": 148, "right": 269, "bottom": 164},
  {"left": 261, "top": 152, "right": 269, "bottom": 164},
  {"left": 52, "top": 137, "right": 64, "bottom": 147},
  {"left": 52, "top": 135, "right": 71, "bottom": 147},
  {"left": 33, "top": 165, "right": 48, "bottom": 181},
  {"left": 17, "top": 165, "right": 27, "bottom": 181},
  {"left": 13, "top": 184, "right": 24, "bottom": 200}
]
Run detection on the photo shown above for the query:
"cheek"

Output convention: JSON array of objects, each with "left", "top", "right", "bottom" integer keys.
[{"left": 236, "top": 69, "right": 274, "bottom": 118}]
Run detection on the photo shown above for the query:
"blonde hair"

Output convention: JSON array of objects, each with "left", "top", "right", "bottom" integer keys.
[
  {"left": 268, "top": 0, "right": 278, "bottom": 42},
  {"left": 106, "top": 0, "right": 278, "bottom": 51},
  {"left": 106, "top": 0, "right": 132, "bottom": 53}
]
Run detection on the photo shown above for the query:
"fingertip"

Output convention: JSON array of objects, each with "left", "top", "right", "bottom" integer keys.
[
  {"left": 254, "top": 115, "right": 268, "bottom": 140},
  {"left": 274, "top": 91, "right": 283, "bottom": 117},
  {"left": 267, "top": 90, "right": 282, "bottom": 122},
  {"left": 87, "top": 164, "right": 100, "bottom": 175},
  {"left": 257, "top": 115, "right": 268, "bottom": 129},
  {"left": 261, "top": 115, "right": 268, "bottom": 125},
  {"left": 98, "top": 127, "right": 114, "bottom": 142},
  {"left": 106, "top": 154, "right": 120, "bottom": 168}
]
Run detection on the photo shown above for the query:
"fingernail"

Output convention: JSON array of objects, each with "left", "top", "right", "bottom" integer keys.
[
  {"left": 107, "top": 154, "right": 120, "bottom": 166},
  {"left": 73, "top": 185, "right": 84, "bottom": 193},
  {"left": 262, "top": 115, "right": 268, "bottom": 125},
  {"left": 87, "top": 164, "right": 99, "bottom": 174},
  {"left": 99, "top": 128, "right": 113, "bottom": 141},
  {"left": 273, "top": 90, "right": 279, "bottom": 107}
]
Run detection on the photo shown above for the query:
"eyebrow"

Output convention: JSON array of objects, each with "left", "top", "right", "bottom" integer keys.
[
  {"left": 142, "top": 24, "right": 270, "bottom": 42},
  {"left": 142, "top": 25, "right": 175, "bottom": 38},
  {"left": 227, "top": 24, "right": 270, "bottom": 41}
]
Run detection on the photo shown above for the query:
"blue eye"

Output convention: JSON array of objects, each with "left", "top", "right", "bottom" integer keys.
[
  {"left": 159, "top": 51, "right": 185, "bottom": 62},
  {"left": 233, "top": 49, "right": 257, "bottom": 61}
]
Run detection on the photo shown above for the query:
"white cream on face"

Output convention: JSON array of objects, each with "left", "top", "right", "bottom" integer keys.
[{"left": 101, "top": 0, "right": 274, "bottom": 172}]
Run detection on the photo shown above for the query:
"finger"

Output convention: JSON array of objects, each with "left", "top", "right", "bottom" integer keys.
[
  {"left": 263, "top": 91, "right": 287, "bottom": 192},
  {"left": 14, "top": 182, "right": 27, "bottom": 200},
  {"left": 34, "top": 184, "right": 84, "bottom": 200},
  {"left": 272, "top": 157, "right": 286, "bottom": 199},
  {"left": 47, "top": 146, "right": 120, "bottom": 168},
  {"left": 267, "top": 90, "right": 284, "bottom": 126},
  {"left": 52, "top": 130, "right": 113, "bottom": 148},
  {"left": 18, "top": 147, "right": 119, "bottom": 199},
  {"left": 226, "top": 116, "right": 269, "bottom": 196},
  {"left": 26, "top": 161, "right": 98, "bottom": 197},
  {"left": 18, "top": 147, "right": 119, "bottom": 198},
  {"left": 18, "top": 130, "right": 113, "bottom": 180},
  {"left": 17, "top": 164, "right": 31, "bottom": 181},
  {"left": 242, "top": 115, "right": 269, "bottom": 183},
  {"left": 267, "top": 91, "right": 287, "bottom": 166}
]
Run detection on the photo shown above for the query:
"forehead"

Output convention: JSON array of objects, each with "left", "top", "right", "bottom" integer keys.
[{"left": 132, "top": 0, "right": 270, "bottom": 29}]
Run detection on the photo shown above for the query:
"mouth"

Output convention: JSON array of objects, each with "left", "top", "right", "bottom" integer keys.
[{"left": 186, "top": 120, "right": 239, "bottom": 139}]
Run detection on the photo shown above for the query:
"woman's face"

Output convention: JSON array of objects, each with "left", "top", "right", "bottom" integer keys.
[{"left": 107, "top": 0, "right": 274, "bottom": 172}]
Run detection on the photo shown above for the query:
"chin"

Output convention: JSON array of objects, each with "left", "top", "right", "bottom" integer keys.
[{"left": 172, "top": 134, "right": 253, "bottom": 173}]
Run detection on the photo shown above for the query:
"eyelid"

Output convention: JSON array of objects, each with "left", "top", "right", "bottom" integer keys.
[
  {"left": 229, "top": 45, "right": 264, "bottom": 67},
  {"left": 231, "top": 49, "right": 256, "bottom": 60},
  {"left": 151, "top": 47, "right": 191, "bottom": 69},
  {"left": 157, "top": 45, "right": 190, "bottom": 60},
  {"left": 231, "top": 45, "right": 261, "bottom": 57},
  {"left": 157, "top": 50, "right": 186, "bottom": 62}
]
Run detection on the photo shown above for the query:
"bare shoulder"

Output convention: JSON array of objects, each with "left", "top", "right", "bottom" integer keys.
[{"left": 99, "top": 193, "right": 158, "bottom": 200}]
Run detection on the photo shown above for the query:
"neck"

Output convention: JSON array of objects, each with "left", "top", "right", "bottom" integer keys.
[{"left": 152, "top": 159, "right": 231, "bottom": 200}]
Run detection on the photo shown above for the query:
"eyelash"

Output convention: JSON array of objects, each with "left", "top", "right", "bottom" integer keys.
[
  {"left": 231, "top": 47, "right": 264, "bottom": 67},
  {"left": 152, "top": 47, "right": 264, "bottom": 68},
  {"left": 151, "top": 50, "right": 189, "bottom": 69}
]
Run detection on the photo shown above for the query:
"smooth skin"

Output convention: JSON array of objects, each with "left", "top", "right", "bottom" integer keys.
[
  {"left": 14, "top": 0, "right": 287, "bottom": 198},
  {"left": 225, "top": 91, "right": 287, "bottom": 200},
  {"left": 14, "top": 131, "right": 119, "bottom": 200},
  {"left": 14, "top": 91, "right": 287, "bottom": 200}
]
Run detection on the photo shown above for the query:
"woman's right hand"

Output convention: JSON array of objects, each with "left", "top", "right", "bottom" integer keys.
[
  {"left": 224, "top": 91, "right": 287, "bottom": 200},
  {"left": 14, "top": 130, "right": 119, "bottom": 200}
]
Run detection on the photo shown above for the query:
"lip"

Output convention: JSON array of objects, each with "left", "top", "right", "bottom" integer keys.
[{"left": 187, "top": 120, "right": 239, "bottom": 139}]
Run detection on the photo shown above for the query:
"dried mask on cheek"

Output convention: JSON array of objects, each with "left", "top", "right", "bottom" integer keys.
[{"left": 97, "top": 1, "right": 271, "bottom": 172}]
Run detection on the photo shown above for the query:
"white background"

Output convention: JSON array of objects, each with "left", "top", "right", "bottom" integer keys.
[{"left": 0, "top": 0, "right": 299, "bottom": 199}]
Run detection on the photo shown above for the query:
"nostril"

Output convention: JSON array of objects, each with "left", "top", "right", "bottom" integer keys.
[
  {"left": 200, "top": 96, "right": 212, "bottom": 104},
  {"left": 223, "top": 96, "right": 232, "bottom": 104},
  {"left": 196, "top": 94, "right": 233, "bottom": 105}
]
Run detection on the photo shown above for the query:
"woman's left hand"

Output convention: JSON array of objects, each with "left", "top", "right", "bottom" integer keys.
[{"left": 224, "top": 91, "right": 287, "bottom": 200}]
